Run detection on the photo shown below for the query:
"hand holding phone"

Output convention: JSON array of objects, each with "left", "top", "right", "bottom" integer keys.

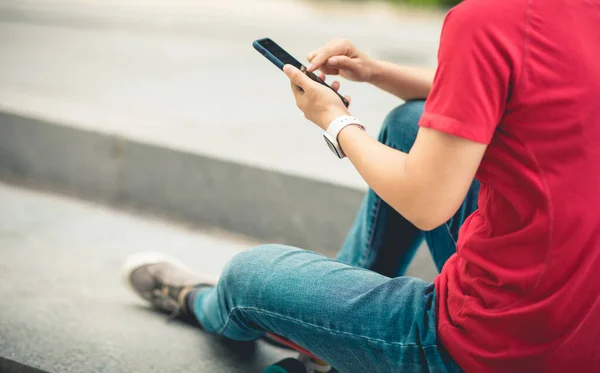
[{"left": 253, "top": 38, "right": 350, "bottom": 108}]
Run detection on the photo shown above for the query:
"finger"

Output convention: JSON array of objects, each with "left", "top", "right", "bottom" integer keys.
[
  {"left": 283, "top": 64, "right": 311, "bottom": 89},
  {"left": 315, "top": 54, "right": 354, "bottom": 75},
  {"left": 331, "top": 80, "right": 340, "bottom": 92},
  {"left": 308, "top": 39, "right": 350, "bottom": 72},
  {"left": 307, "top": 48, "right": 337, "bottom": 72},
  {"left": 327, "top": 55, "right": 354, "bottom": 70},
  {"left": 307, "top": 49, "right": 319, "bottom": 62},
  {"left": 290, "top": 81, "right": 303, "bottom": 94},
  {"left": 316, "top": 71, "right": 326, "bottom": 81},
  {"left": 290, "top": 81, "right": 304, "bottom": 103},
  {"left": 345, "top": 95, "right": 352, "bottom": 106},
  {"left": 318, "top": 65, "right": 340, "bottom": 76}
]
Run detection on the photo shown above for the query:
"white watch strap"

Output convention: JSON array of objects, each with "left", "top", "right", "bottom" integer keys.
[{"left": 326, "top": 115, "right": 364, "bottom": 141}]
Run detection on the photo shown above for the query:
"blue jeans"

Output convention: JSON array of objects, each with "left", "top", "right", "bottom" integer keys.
[{"left": 192, "top": 101, "right": 479, "bottom": 372}]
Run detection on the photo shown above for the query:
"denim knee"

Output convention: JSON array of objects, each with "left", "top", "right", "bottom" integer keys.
[
  {"left": 379, "top": 101, "right": 425, "bottom": 153},
  {"left": 219, "top": 244, "right": 298, "bottom": 302}
]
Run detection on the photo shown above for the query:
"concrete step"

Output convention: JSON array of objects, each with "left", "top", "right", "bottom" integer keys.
[
  {"left": 0, "top": 183, "right": 295, "bottom": 373},
  {"left": 0, "top": 0, "right": 443, "bottom": 190},
  {"left": 0, "top": 0, "right": 442, "bottom": 260}
]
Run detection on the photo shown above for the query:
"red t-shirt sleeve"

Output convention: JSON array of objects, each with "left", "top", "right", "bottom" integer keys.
[{"left": 420, "top": 2, "right": 519, "bottom": 144}]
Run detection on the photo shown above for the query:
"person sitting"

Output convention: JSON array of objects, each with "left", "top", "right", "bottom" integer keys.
[{"left": 123, "top": 0, "right": 600, "bottom": 371}]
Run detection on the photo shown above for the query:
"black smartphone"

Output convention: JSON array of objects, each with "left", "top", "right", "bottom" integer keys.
[{"left": 253, "top": 38, "right": 349, "bottom": 108}]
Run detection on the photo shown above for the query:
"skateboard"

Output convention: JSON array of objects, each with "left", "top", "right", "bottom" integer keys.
[{"left": 263, "top": 333, "right": 337, "bottom": 373}]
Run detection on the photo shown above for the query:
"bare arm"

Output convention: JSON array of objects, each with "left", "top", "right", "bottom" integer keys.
[
  {"left": 369, "top": 61, "right": 435, "bottom": 101},
  {"left": 285, "top": 63, "right": 486, "bottom": 230},
  {"left": 338, "top": 125, "right": 485, "bottom": 230}
]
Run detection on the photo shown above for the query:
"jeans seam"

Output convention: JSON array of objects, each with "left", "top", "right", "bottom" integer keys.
[
  {"left": 443, "top": 223, "right": 457, "bottom": 246},
  {"left": 216, "top": 305, "right": 240, "bottom": 335},
  {"left": 223, "top": 306, "right": 435, "bottom": 348},
  {"left": 360, "top": 196, "right": 383, "bottom": 268}
]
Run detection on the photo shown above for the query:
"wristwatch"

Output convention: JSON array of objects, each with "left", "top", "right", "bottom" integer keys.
[{"left": 323, "top": 115, "right": 365, "bottom": 158}]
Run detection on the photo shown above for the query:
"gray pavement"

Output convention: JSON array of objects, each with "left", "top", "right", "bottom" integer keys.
[
  {"left": 0, "top": 0, "right": 444, "bottom": 189},
  {"left": 0, "top": 182, "right": 434, "bottom": 373},
  {"left": 0, "top": 182, "right": 295, "bottom": 373}
]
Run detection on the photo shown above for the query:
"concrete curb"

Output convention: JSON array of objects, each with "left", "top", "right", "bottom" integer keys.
[
  {"left": 0, "top": 357, "right": 47, "bottom": 373},
  {"left": 0, "top": 111, "right": 364, "bottom": 256}
]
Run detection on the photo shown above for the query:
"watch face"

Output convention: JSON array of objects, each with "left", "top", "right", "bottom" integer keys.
[{"left": 323, "top": 133, "right": 343, "bottom": 158}]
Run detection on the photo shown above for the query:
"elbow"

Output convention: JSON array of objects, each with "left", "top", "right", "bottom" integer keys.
[
  {"left": 410, "top": 216, "right": 444, "bottom": 232},
  {"left": 382, "top": 182, "right": 459, "bottom": 231},
  {"left": 401, "top": 203, "right": 450, "bottom": 232},
  {"left": 404, "top": 92, "right": 429, "bottom": 102}
]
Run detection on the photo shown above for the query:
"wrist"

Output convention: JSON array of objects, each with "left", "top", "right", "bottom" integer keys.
[
  {"left": 322, "top": 114, "right": 365, "bottom": 159},
  {"left": 367, "top": 59, "right": 385, "bottom": 84},
  {"left": 320, "top": 107, "right": 350, "bottom": 130},
  {"left": 337, "top": 123, "right": 367, "bottom": 155},
  {"left": 338, "top": 122, "right": 365, "bottom": 139}
]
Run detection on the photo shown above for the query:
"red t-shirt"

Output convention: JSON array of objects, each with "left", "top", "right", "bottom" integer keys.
[{"left": 419, "top": 0, "right": 600, "bottom": 371}]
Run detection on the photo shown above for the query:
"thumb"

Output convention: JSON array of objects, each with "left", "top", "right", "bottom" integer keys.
[
  {"left": 327, "top": 56, "right": 356, "bottom": 70},
  {"left": 283, "top": 65, "right": 310, "bottom": 89}
]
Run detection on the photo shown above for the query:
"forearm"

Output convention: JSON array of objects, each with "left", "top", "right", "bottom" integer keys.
[
  {"left": 338, "top": 125, "right": 431, "bottom": 229},
  {"left": 285, "top": 59, "right": 480, "bottom": 231},
  {"left": 369, "top": 60, "right": 435, "bottom": 101}
]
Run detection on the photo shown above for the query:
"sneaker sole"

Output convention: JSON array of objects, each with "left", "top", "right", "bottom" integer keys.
[
  {"left": 122, "top": 253, "right": 186, "bottom": 295},
  {"left": 122, "top": 252, "right": 218, "bottom": 295}
]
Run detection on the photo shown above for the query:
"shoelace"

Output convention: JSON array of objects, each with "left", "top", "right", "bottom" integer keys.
[{"left": 152, "top": 286, "right": 183, "bottom": 322}]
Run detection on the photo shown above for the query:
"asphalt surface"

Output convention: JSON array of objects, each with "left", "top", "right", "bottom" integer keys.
[
  {"left": 0, "top": 183, "right": 296, "bottom": 373},
  {"left": 0, "top": 181, "right": 435, "bottom": 372}
]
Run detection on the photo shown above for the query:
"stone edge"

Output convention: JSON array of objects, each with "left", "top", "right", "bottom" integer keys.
[{"left": 0, "top": 111, "right": 364, "bottom": 256}]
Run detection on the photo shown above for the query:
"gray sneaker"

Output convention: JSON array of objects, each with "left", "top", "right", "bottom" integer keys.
[{"left": 122, "top": 253, "right": 218, "bottom": 320}]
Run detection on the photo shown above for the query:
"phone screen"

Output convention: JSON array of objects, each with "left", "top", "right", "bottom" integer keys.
[
  {"left": 254, "top": 38, "right": 349, "bottom": 107},
  {"left": 257, "top": 38, "right": 303, "bottom": 69}
]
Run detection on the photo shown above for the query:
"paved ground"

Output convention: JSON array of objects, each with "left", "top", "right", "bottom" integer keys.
[
  {"left": 0, "top": 182, "right": 297, "bottom": 373},
  {"left": 0, "top": 181, "right": 436, "bottom": 372},
  {"left": 0, "top": 0, "right": 444, "bottom": 189}
]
